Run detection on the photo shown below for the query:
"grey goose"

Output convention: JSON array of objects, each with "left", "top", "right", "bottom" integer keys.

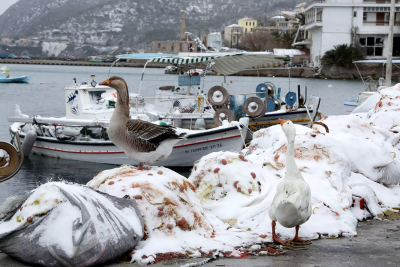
[{"left": 100, "top": 76, "right": 187, "bottom": 170}]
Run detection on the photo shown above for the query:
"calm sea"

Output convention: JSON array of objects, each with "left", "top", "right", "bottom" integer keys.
[{"left": 0, "top": 64, "right": 366, "bottom": 202}]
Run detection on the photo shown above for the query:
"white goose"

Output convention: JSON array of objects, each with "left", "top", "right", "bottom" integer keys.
[
  {"left": 268, "top": 118, "right": 312, "bottom": 244},
  {"left": 100, "top": 76, "right": 187, "bottom": 170}
]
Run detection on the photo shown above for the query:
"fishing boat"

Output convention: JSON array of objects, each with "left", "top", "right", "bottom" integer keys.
[
  {"left": 7, "top": 76, "right": 248, "bottom": 167},
  {"left": 119, "top": 52, "right": 322, "bottom": 139},
  {"left": 0, "top": 66, "right": 30, "bottom": 83},
  {"left": 345, "top": 60, "right": 400, "bottom": 109}
]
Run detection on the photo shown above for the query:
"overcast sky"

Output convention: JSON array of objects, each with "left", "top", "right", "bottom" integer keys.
[{"left": 0, "top": 0, "right": 18, "bottom": 15}]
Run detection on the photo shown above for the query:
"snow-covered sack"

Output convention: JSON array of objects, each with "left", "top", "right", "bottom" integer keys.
[{"left": 0, "top": 182, "right": 144, "bottom": 267}]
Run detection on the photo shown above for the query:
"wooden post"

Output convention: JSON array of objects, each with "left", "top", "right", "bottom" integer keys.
[{"left": 385, "top": 0, "right": 396, "bottom": 87}]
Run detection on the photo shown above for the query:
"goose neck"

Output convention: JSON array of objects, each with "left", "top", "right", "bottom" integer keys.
[
  {"left": 285, "top": 139, "right": 302, "bottom": 179},
  {"left": 114, "top": 84, "right": 130, "bottom": 117}
]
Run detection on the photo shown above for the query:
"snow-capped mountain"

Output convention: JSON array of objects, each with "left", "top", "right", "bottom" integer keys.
[{"left": 0, "top": 0, "right": 300, "bottom": 57}]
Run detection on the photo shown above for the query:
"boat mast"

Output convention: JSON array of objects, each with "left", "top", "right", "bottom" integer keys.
[{"left": 385, "top": 0, "right": 396, "bottom": 87}]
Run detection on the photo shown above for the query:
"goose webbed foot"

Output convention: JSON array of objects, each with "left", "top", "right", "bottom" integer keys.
[
  {"left": 288, "top": 225, "right": 307, "bottom": 242},
  {"left": 137, "top": 163, "right": 144, "bottom": 171},
  {"left": 288, "top": 237, "right": 308, "bottom": 242},
  {"left": 137, "top": 163, "right": 151, "bottom": 171},
  {"left": 272, "top": 220, "right": 287, "bottom": 244}
]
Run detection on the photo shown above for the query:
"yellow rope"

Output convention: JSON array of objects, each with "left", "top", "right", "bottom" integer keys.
[
  {"left": 264, "top": 162, "right": 280, "bottom": 170},
  {"left": 312, "top": 207, "right": 319, "bottom": 214}
]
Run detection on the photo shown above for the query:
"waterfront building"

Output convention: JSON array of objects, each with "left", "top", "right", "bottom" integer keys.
[
  {"left": 238, "top": 18, "right": 258, "bottom": 34},
  {"left": 224, "top": 24, "right": 243, "bottom": 48},
  {"left": 148, "top": 40, "right": 198, "bottom": 54},
  {"left": 304, "top": 0, "right": 400, "bottom": 66},
  {"left": 207, "top": 32, "right": 222, "bottom": 50}
]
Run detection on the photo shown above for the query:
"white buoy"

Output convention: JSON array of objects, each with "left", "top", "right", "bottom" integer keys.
[{"left": 328, "top": 85, "right": 332, "bottom": 87}]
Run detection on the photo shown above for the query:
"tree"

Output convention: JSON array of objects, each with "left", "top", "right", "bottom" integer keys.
[
  {"left": 321, "top": 44, "right": 364, "bottom": 69},
  {"left": 271, "top": 30, "right": 282, "bottom": 45},
  {"left": 239, "top": 31, "right": 278, "bottom": 51},
  {"left": 271, "top": 30, "right": 296, "bottom": 49},
  {"left": 295, "top": 12, "right": 305, "bottom": 27}
]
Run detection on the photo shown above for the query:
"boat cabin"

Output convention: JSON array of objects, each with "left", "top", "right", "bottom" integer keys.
[{"left": 65, "top": 81, "right": 116, "bottom": 120}]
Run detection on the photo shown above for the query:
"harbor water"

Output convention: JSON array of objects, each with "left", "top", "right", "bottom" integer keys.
[{"left": 0, "top": 64, "right": 365, "bottom": 202}]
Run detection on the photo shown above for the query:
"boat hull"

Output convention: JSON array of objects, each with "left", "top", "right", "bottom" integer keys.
[
  {"left": 344, "top": 99, "right": 358, "bottom": 107},
  {"left": 12, "top": 125, "right": 244, "bottom": 167},
  {"left": 0, "top": 75, "right": 31, "bottom": 83}
]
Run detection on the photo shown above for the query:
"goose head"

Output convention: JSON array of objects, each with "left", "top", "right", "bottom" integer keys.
[
  {"left": 279, "top": 118, "right": 295, "bottom": 141},
  {"left": 100, "top": 76, "right": 129, "bottom": 106}
]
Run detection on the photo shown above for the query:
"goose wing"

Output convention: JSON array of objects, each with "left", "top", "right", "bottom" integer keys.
[
  {"left": 126, "top": 119, "right": 182, "bottom": 145},
  {"left": 285, "top": 181, "right": 312, "bottom": 221}
]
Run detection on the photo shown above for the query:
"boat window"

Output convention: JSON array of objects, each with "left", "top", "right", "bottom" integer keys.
[
  {"left": 359, "top": 37, "right": 366, "bottom": 46},
  {"left": 89, "top": 90, "right": 106, "bottom": 103},
  {"left": 367, "top": 37, "right": 375, "bottom": 46}
]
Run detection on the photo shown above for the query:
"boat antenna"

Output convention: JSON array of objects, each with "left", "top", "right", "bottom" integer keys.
[
  {"left": 108, "top": 58, "right": 121, "bottom": 77},
  {"left": 138, "top": 60, "right": 150, "bottom": 94}
]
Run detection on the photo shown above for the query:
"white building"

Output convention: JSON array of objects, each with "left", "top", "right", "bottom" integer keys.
[
  {"left": 207, "top": 32, "right": 222, "bottom": 50},
  {"left": 270, "top": 15, "right": 297, "bottom": 29},
  {"left": 295, "top": 2, "right": 307, "bottom": 13},
  {"left": 224, "top": 24, "right": 243, "bottom": 48},
  {"left": 304, "top": 0, "right": 400, "bottom": 66}
]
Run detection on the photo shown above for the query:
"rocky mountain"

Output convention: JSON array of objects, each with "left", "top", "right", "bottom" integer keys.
[{"left": 0, "top": 0, "right": 302, "bottom": 57}]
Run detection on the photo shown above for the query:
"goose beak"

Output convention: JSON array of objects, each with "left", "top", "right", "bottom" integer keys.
[
  {"left": 278, "top": 118, "right": 289, "bottom": 126},
  {"left": 100, "top": 78, "right": 110, "bottom": 86}
]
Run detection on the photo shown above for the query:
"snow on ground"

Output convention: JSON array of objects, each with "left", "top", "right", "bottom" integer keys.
[{"left": 41, "top": 42, "right": 67, "bottom": 57}]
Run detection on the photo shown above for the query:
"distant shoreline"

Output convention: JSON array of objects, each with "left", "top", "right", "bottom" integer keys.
[{"left": 0, "top": 59, "right": 166, "bottom": 68}]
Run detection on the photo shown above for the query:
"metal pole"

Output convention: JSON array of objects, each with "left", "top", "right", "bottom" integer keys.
[{"left": 385, "top": 0, "right": 396, "bottom": 87}]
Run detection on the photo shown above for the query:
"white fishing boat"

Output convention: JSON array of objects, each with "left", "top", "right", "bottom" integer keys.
[
  {"left": 346, "top": 60, "right": 400, "bottom": 109},
  {"left": 7, "top": 77, "right": 249, "bottom": 167}
]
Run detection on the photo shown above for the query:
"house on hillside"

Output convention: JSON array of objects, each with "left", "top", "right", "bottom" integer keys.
[
  {"left": 1, "top": 38, "right": 12, "bottom": 43},
  {"left": 253, "top": 15, "right": 297, "bottom": 33},
  {"left": 147, "top": 40, "right": 198, "bottom": 54},
  {"left": 238, "top": 18, "right": 257, "bottom": 34},
  {"left": 224, "top": 24, "right": 243, "bottom": 48},
  {"left": 304, "top": 0, "right": 400, "bottom": 66}
]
